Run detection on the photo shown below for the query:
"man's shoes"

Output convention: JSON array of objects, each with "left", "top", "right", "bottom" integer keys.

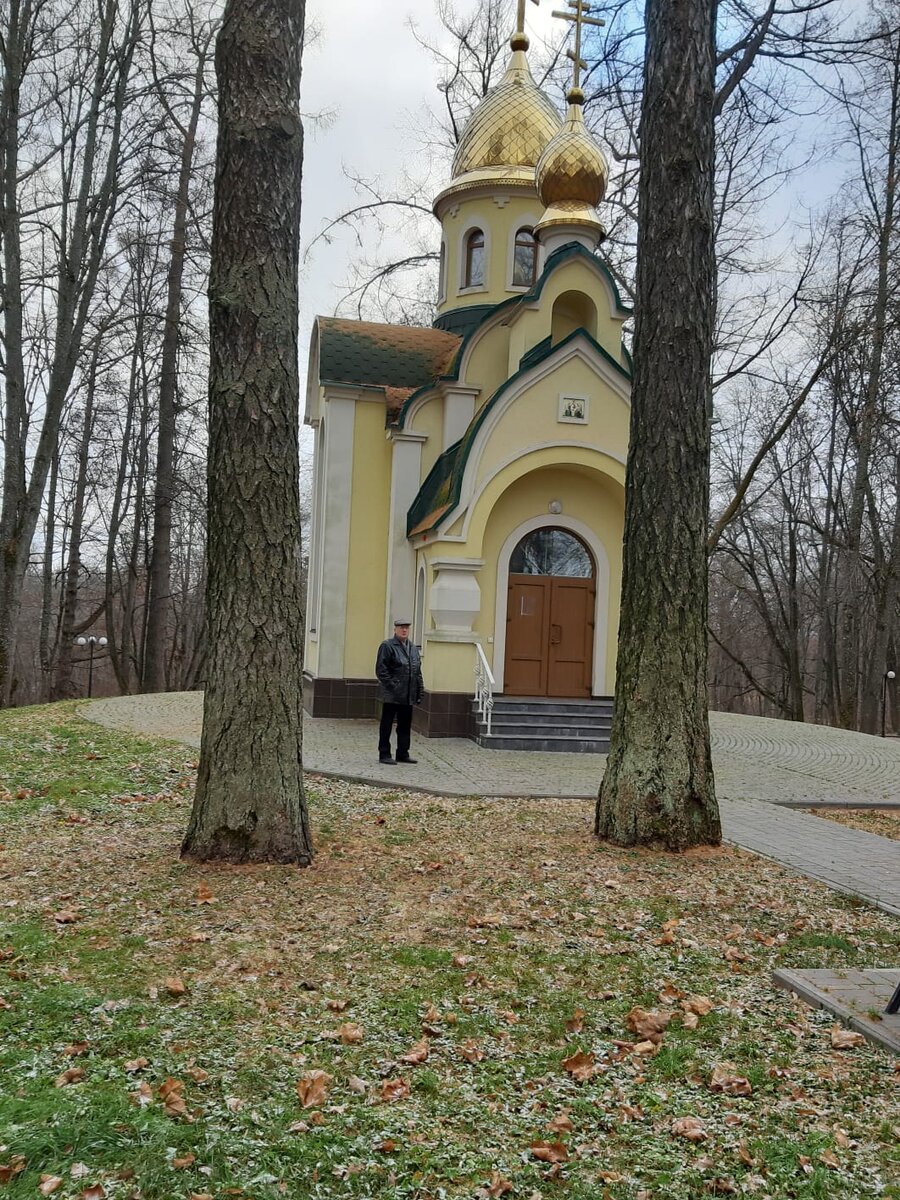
[
  {"left": 378, "top": 755, "right": 395, "bottom": 764},
  {"left": 396, "top": 756, "right": 418, "bottom": 764}
]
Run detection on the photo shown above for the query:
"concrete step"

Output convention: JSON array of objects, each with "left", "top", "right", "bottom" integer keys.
[
  {"left": 485, "top": 719, "right": 612, "bottom": 738},
  {"left": 476, "top": 732, "right": 609, "bottom": 753},
  {"left": 475, "top": 699, "right": 613, "bottom": 716}
]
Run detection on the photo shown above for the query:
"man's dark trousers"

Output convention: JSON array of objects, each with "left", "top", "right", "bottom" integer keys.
[{"left": 379, "top": 703, "right": 412, "bottom": 760}]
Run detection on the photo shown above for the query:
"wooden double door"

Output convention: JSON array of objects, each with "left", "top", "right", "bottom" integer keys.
[{"left": 504, "top": 573, "right": 595, "bottom": 697}]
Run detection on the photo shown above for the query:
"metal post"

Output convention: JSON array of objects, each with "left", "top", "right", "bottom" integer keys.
[
  {"left": 883, "top": 670, "right": 896, "bottom": 738},
  {"left": 87, "top": 639, "right": 95, "bottom": 699}
]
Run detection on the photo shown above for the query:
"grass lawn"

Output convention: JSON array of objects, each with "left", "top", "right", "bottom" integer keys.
[{"left": 1, "top": 702, "right": 898, "bottom": 1200}]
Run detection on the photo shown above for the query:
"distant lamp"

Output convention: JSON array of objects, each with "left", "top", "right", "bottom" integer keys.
[
  {"left": 75, "top": 634, "right": 108, "bottom": 699},
  {"left": 883, "top": 669, "right": 896, "bottom": 739}
]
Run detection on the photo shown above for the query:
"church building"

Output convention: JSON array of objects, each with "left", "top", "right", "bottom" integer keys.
[{"left": 303, "top": 8, "right": 631, "bottom": 747}]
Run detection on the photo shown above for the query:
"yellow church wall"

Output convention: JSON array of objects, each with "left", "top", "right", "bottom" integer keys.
[
  {"left": 407, "top": 397, "right": 445, "bottom": 481},
  {"left": 343, "top": 401, "right": 392, "bottom": 677},
  {"left": 475, "top": 463, "right": 624, "bottom": 693},
  {"left": 420, "top": 449, "right": 625, "bottom": 694},
  {"left": 506, "top": 257, "right": 627, "bottom": 370},
  {"left": 474, "top": 357, "right": 629, "bottom": 491},
  {"left": 437, "top": 193, "right": 545, "bottom": 315}
]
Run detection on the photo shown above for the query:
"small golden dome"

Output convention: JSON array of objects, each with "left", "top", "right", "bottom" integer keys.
[
  {"left": 534, "top": 92, "right": 608, "bottom": 241},
  {"left": 450, "top": 49, "right": 562, "bottom": 182}
]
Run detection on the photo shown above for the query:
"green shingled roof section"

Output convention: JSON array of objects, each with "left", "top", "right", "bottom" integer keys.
[
  {"left": 317, "top": 317, "right": 461, "bottom": 391},
  {"left": 397, "top": 243, "right": 632, "bottom": 429},
  {"left": 406, "top": 325, "right": 630, "bottom": 537}
]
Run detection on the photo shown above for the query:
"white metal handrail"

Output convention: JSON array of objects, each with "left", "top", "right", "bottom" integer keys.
[{"left": 474, "top": 642, "right": 495, "bottom": 736}]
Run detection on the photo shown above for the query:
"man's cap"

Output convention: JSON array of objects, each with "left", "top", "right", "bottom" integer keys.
[{"left": 393, "top": 618, "right": 412, "bottom": 626}]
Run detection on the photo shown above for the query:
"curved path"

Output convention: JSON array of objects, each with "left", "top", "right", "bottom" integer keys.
[{"left": 83, "top": 693, "right": 900, "bottom": 917}]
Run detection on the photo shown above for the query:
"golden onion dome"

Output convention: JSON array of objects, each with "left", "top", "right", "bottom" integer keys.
[
  {"left": 534, "top": 88, "right": 608, "bottom": 242},
  {"left": 442, "top": 40, "right": 562, "bottom": 200}
]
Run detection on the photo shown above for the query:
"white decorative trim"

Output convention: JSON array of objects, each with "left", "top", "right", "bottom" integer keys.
[
  {"left": 558, "top": 393, "right": 590, "bottom": 423},
  {"left": 492, "top": 514, "right": 610, "bottom": 695},
  {"left": 306, "top": 418, "right": 328, "bottom": 637},
  {"left": 385, "top": 435, "right": 426, "bottom": 637}
]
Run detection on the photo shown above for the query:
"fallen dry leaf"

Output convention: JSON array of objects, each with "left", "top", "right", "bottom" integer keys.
[
  {"left": 682, "top": 995, "right": 714, "bottom": 1017},
  {"left": 530, "top": 1140, "right": 568, "bottom": 1164},
  {"left": 379, "top": 1076, "right": 411, "bottom": 1103},
  {"left": 324, "top": 1022, "right": 363, "bottom": 1044},
  {"left": 39, "top": 1176, "right": 63, "bottom": 1196},
  {"left": 63, "top": 1041, "right": 88, "bottom": 1057},
  {"left": 173, "top": 1154, "right": 196, "bottom": 1169},
  {"left": 164, "top": 976, "right": 187, "bottom": 997},
  {"left": 452, "top": 953, "right": 473, "bottom": 967},
  {"left": 459, "top": 1039, "right": 484, "bottom": 1063},
  {"left": 561, "top": 1050, "right": 597, "bottom": 1081},
  {"left": 158, "top": 1077, "right": 188, "bottom": 1117},
  {"left": 710, "top": 1062, "right": 753, "bottom": 1096},
  {"left": 326, "top": 998, "right": 348, "bottom": 1012},
  {"left": 53, "top": 910, "right": 78, "bottom": 924},
  {"left": 195, "top": 883, "right": 215, "bottom": 904},
  {"left": 626, "top": 1006, "right": 671, "bottom": 1043},
  {"left": 123, "top": 1058, "right": 149, "bottom": 1073},
  {"left": 0, "top": 1156, "right": 26, "bottom": 1184},
  {"left": 399, "top": 1038, "right": 430, "bottom": 1065},
  {"left": 130, "top": 1081, "right": 153, "bottom": 1107},
  {"left": 830, "top": 1027, "right": 865, "bottom": 1049},
  {"left": 186, "top": 1066, "right": 209, "bottom": 1082},
  {"left": 548, "top": 1110, "right": 574, "bottom": 1133},
  {"left": 54, "top": 1066, "right": 85, "bottom": 1087},
  {"left": 819, "top": 1149, "right": 840, "bottom": 1170},
  {"left": 484, "top": 1170, "right": 513, "bottom": 1196},
  {"left": 81, "top": 1187, "right": 106, "bottom": 1200},
  {"left": 297, "top": 1069, "right": 332, "bottom": 1108},
  {"left": 565, "top": 1008, "right": 585, "bottom": 1034},
  {"left": 671, "top": 1116, "right": 708, "bottom": 1142}
]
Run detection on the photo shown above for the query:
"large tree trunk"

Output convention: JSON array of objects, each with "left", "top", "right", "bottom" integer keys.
[
  {"left": 596, "top": 0, "right": 721, "bottom": 849},
  {"left": 182, "top": 0, "right": 312, "bottom": 864}
]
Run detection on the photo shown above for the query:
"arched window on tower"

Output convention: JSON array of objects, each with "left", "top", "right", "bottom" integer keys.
[
  {"left": 464, "top": 228, "right": 485, "bottom": 288},
  {"left": 512, "top": 227, "right": 538, "bottom": 287}
]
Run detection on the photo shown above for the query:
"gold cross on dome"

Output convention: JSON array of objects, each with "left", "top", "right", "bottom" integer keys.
[
  {"left": 516, "top": 0, "right": 540, "bottom": 38},
  {"left": 551, "top": 0, "right": 605, "bottom": 91}
]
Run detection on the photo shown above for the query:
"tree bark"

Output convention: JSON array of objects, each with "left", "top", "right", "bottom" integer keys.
[
  {"left": 596, "top": 0, "right": 721, "bottom": 849},
  {"left": 182, "top": 0, "right": 312, "bottom": 864}
]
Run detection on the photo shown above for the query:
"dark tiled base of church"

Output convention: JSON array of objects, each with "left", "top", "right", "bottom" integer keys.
[
  {"left": 302, "top": 674, "right": 380, "bottom": 720},
  {"left": 302, "top": 674, "right": 473, "bottom": 738},
  {"left": 412, "top": 691, "right": 474, "bottom": 739}
]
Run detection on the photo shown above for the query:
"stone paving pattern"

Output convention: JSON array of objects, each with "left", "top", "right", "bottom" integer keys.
[
  {"left": 773, "top": 968, "right": 900, "bottom": 1054},
  {"left": 83, "top": 693, "right": 900, "bottom": 917}
]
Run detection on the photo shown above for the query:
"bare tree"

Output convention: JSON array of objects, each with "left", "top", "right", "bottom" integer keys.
[
  {"left": 182, "top": 0, "right": 312, "bottom": 863},
  {"left": 596, "top": 0, "right": 722, "bottom": 848}
]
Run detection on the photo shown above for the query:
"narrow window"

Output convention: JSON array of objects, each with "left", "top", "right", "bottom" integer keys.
[
  {"left": 438, "top": 241, "right": 446, "bottom": 301},
  {"left": 465, "top": 229, "right": 485, "bottom": 287},
  {"left": 512, "top": 227, "right": 537, "bottom": 287}
]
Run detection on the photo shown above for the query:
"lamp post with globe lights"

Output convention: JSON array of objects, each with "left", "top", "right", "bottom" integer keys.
[
  {"left": 883, "top": 670, "right": 896, "bottom": 738},
  {"left": 75, "top": 635, "right": 108, "bottom": 699}
]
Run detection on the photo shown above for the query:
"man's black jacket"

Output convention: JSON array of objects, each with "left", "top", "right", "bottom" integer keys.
[{"left": 375, "top": 636, "right": 424, "bottom": 705}]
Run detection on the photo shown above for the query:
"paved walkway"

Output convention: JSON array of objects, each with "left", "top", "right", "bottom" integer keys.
[{"left": 83, "top": 693, "right": 900, "bottom": 917}]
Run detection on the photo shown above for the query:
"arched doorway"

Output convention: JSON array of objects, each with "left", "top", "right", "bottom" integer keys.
[{"left": 504, "top": 527, "right": 595, "bottom": 697}]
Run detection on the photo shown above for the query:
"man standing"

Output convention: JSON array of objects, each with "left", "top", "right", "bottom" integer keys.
[{"left": 375, "top": 620, "right": 424, "bottom": 764}]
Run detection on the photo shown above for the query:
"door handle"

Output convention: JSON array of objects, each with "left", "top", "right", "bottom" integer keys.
[{"left": 550, "top": 623, "right": 562, "bottom": 645}]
